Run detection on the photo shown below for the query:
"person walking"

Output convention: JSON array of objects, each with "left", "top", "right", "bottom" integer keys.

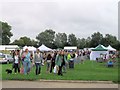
[
  {"left": 33, "top": 49, "right": 42, "bottom": 75},
  {"left": 62, "top": 51, "right": 68, "bottom": 73},
  {"left": 13, "top": 50, "right": 21, "bottom": 74},
  {"left": 22, "top": 48, "right": 32, "bottom": 75},
  {"left": 50, "top": 52, "right": 57, "bottom": 73},
  {"left": 55, "top": 51, "right": 67, "bottom": 76}
]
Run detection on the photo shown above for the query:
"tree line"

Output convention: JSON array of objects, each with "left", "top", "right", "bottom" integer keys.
[{"left": 1, "top": 21, "right": 120, "bottom": 50}]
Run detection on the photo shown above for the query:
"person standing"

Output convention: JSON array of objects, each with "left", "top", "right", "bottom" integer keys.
[
  {"left": 81, "top": 51, "right": 85, "bottom": 64},
  {"left": 46, "top": 53, "right": 52, "bottom": 72},
  {"left": 67, "top": 52, "right": 72, "bottom": 61},
  {"left": 42, "top": 53, "right": 46, "bottom": 65},
  {"left": 22, "top": 48, "right": 31, "bottom": 75},
  {"left": 50, "top": 52, "right": 57, "bottom": 73},
  {"left": 67, "top": 52, "right": 72, "bottom": 68},
  {"left": 13, "top": 50, "right": 21, "bottom": 74},
  {"left": 12, "top": 50, "right": 15, "bottom": 70},
  {"left": 33, "top": 49, "right": 42, "bottom": 75},
  {"left": 55, "top": 51, "right": 67, "bottom": 76}
]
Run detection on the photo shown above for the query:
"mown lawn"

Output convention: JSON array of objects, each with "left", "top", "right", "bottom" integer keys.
[{"left": 0, "top": 60, "right": 118, "bottom": 83}]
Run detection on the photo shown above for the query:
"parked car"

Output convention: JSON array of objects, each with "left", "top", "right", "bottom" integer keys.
[
  {"left": 0, "top": 54, "right": 14, "bottom": 64},
  {"left": 0, "top": 53, "right": 3, "bottom": 55}
]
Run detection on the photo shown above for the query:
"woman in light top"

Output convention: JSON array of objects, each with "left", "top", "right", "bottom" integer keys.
[
  {"left": 22, "top": 48, "right": 32, "bottom": 75},
  {"left": 33, "top": 49, "right": 42, "bottom": 75},
  {"left": 13, "top": 50, "right": 21, "bottom": 74}
]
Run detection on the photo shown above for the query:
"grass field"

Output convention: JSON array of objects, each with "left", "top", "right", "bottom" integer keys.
[{"left": 1, "top": 60, "right": 118, "bottom": 83}]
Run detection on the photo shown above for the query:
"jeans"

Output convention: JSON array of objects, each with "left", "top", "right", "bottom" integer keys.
[
  {"left": 46, "top": 60, "right": 51, "bottom": 71},
  {"left": 35, "top": 63, "right": 41, "bottom": 75},
  {"left": 23, "top": 61, "right": 31, "bottom": 75}
]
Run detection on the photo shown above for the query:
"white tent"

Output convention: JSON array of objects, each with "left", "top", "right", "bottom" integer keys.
[
  {"left": 90, "top": 44, "right": 109, "bottom": 60},
  {"left": 23, "top": 46, "right": 28, "bottom": 51},
  {"left": 0, "top": 46, "right": 5, "bottom": 50},
  {"left": 90, "top": 51, "right": 109, "bottom": 60},
  {"left": 23, "top": 46, "right": 36, "bottom": 51},
  {"left": 38, "top": 44, "right": 52, "bottom": 51},
  {"left": 0, "top": 45, "right": 19, "bottom": 50},
  {"left": 89, "top": 48, "right": 95, "bottom": 51},
  {"left": 28, "top": 46, "right": 36, "bottom": 51},
  {"left": 107, "top": 45, "right": 116, "bottom": 51}
]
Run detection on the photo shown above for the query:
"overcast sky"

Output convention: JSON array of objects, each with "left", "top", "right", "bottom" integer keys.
[{"left": 1, "top": 0, "right": 119, "bottom": 42}]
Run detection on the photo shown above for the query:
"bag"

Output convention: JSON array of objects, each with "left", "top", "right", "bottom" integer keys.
[
  {"left": 22, "top": 57, "right": 25, "bottom": 61},
  {"left": 53, "top": 65, "right": 59, "bottom": 74},
  {"left": 47, "top": 60, "right": 51, "bottom": 63},
  {"left": 20, "top": 67, "right": 24, "bottom": 74}
]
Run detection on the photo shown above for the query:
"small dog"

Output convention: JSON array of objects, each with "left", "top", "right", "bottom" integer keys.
[{"left": 6, "top": 69, "right": 12, "bottom": 74}]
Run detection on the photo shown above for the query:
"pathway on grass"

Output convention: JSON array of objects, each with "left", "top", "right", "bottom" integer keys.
[{"left": 1, "top": 80, "right": 118, "bottom": 88}]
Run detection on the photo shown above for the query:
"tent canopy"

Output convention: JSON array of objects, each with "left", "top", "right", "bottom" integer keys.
[
  {"left": 90, "top": 44, "right": 109, "bottom": 60},
  {"left": 0, "top": 46, "right": 5, "bottom": 50},
  {"left": 38, "top": 44, "right": 52, "bottom": 51},
  {"left": 23, "top": 46, "right": 36, "bottom": 51},
  {"left": 107, "top": 45, "right": 116, "bottom": 51},
  {"left": 28, "top": 46, "right": 36, "bottom": 51},
  {"left": 23, "top": 46, "right": 27, "bottom": 51},
  {"left": 90, "top": 51, "right": 109, "bottom": 60},
  {"left": 0, "top": 45, "right": 19, "bottom": 50},
  {"left": 91, "top": 44, "right": 108, "bottom": 51}
]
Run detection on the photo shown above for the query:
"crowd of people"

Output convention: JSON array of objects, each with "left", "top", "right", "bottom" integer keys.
[
  {"left": 11, "top": 48, "right": 117, "bottom": 75},
  {"left": 11, "top": 49, "right": 91, "bottom": 75}
]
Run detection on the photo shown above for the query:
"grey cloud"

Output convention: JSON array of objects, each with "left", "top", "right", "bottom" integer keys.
[{"left": 1, "top": 0, "right": 118, "bottom": 42}]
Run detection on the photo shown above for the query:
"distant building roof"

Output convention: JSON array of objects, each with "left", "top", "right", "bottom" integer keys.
[{"left": 64, "top": 46, "right": 77, "bottom": 50}]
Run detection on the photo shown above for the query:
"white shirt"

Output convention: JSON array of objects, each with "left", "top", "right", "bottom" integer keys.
[{"left": 15, "top": 55, "right": 19, "bottom": 64}]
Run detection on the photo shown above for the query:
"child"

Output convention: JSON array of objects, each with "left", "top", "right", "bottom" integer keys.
[{"left": 107, "top": 60, "right": 113, "bottom": 67}]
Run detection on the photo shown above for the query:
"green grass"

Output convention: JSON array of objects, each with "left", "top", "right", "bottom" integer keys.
[{"left": 1, "top": 60, "right": 118, "bottom": 83}]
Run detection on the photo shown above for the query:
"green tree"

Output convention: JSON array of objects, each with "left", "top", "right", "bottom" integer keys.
[
  {"left": 31, "top": 39, "right": 38, "bottom": 47},
  {"left": 68, "top": 33, "right": 77, "bottom": 46},
  {"left": 101, "top": 34, "right": 119, "bottom": 49},
  {"left": 77, "top": 38, "right": 86, "bottom": 49},
  {"left": 12, "top": 36, "right": 37, "bottom": 47},
  {"left": 20, "top": 37, "right": 31, "bottom": 45},
  {"left": 86, "top": 37, "right": 91, "bottom": 48},
  {"left": 54, "top": 33, "right": 67, "bottom": 48},
  {"left": 0, "top": 21, "right": 13, "bottom": 45},
  {"left": 12, "top": 39, "right": 24, "bottom": 46},
  {"left": 90, "top": 32, "right": 103, "bottom": 47},
  {"left": 36, "top": 29, "right": 55, "bottom": 48},
  {"left": 102, "top": 34, "right": 118, "bottom": 46}
]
